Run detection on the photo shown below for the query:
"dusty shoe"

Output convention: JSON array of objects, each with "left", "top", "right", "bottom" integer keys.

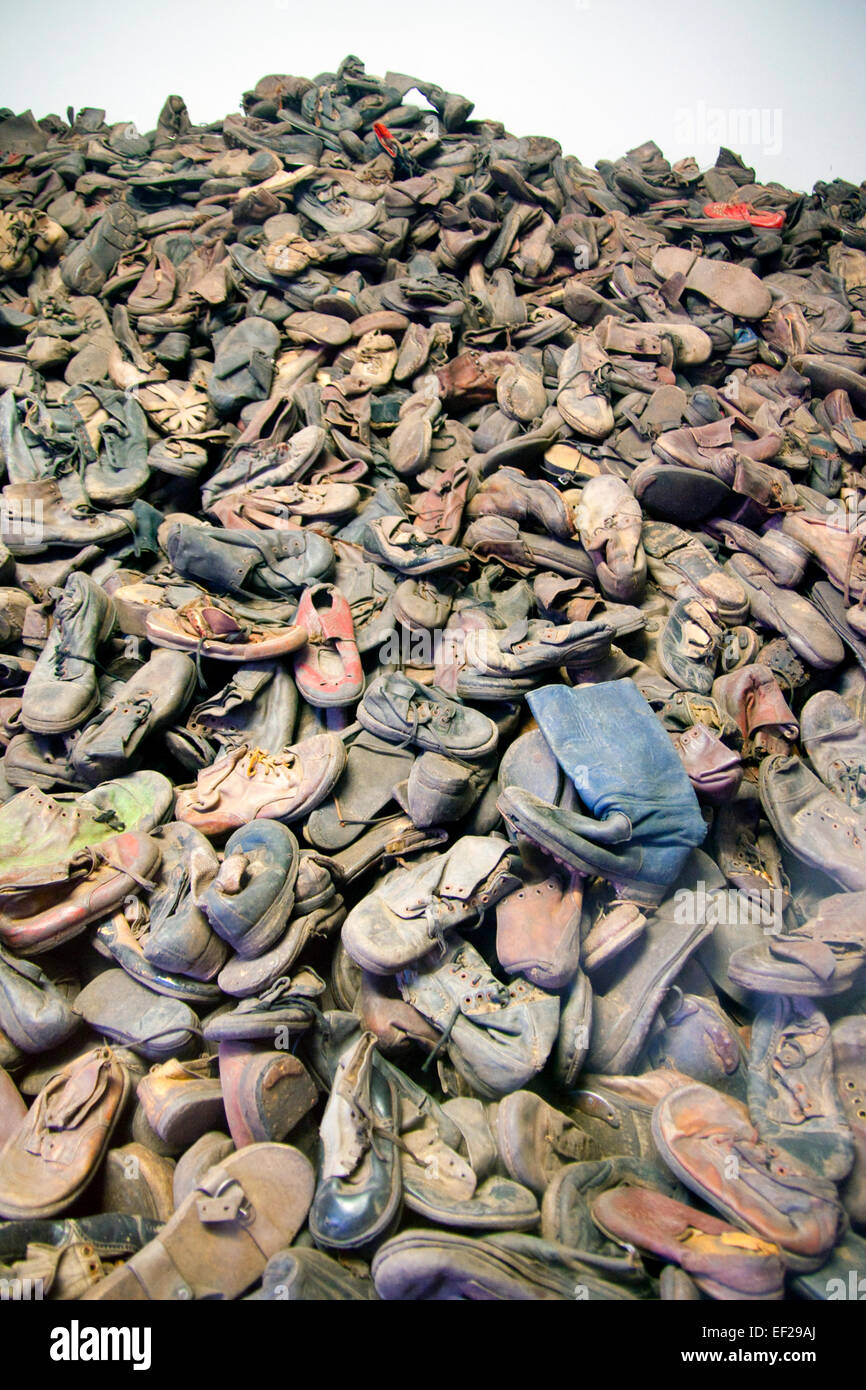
[
  {"left": 556, "top": 333, "right": 615, "bottom": 440},
  {"left": 218, "top": 1041, "right": 318, "bottom": 1147},
  {"left": 586, "top": 852, "right": 717, "bottom": 1073},
  {"left": 759, "top": 753, "right": 866, "bottom": 891},
  {"left": 142, "top": 823, "right": 226, "bottom": 981},
  {"left": 657, "top": 597, "right": 723, "bottom": 695},
  {"left": 457, "top": 619, "right": 612, "bottom": 700},
  {"left": 70, "top": 649, "right": 196, "bottom": 784},
  {"left": 178, "top": 661, "right": 298, "bottom": 768},
  {"left": 358, "top": 672, "right": 498, "bottom": 758},
  {"left": 146, "top": 596, "right": 308, "bottom": 662},
  {"left": 161, "top": 516, "right": 333, "bottom": 600},
  {"left": 650, "top": 247, "right": 772, "bottom": 318},
  {"left": 801, "top": 690, "right": 866, "bottom": 809},
  {"left": 203, "top": 969, "right": 324, "bottom": 1042},
  {"left": 398, "top": 937, "right": 560, "bottom": 1099},
  {"left": 652, "top": 1082, "right": 844, "bottom": 1270},
  {"left": 644, "top": 991, "right": 746, "bottom": 1095},
  {"left": 136, "top": 1057, "right": 225, "bottom": 1149},
  {"left": 394, "top": 752, "right": 478, "bottom": 829},
  {"left": 574, "top": 475, "right": 646, "bottom": 602},
  {"left": 73, "top": 970, "right": 200, "bottom": 1062},
  {"left": 0, "top": 828, "right": 162, "bottom": 955},
  {"left": 643, "top": 520, "right": 748, "bottom": 623},
  {"left": 60, "top": 201, "right": 138, "bottom": 295},
  {"left": 309, "top": 1032, "right": 402, "bottom": 1251},
  {"left": 364, "top": 514, "right": 469, "bottom": 575},
  {"left": 194, "top": 819, "right": 300, "bottom": 959},
  {"left": 83, "top": 1142, "right": 314, "bottom": 1300},
  {"left": 371, "top": 1228, "right": 644, "bottom": 1300},
  {"left": 255, "top": 1246, "right": 378, "bottom": 1301},
  {"left": 175, "top": 737, "right": 347, "bottom": 834},
  {"left": 500, "top": 680, "right": 707, "bottom": 907},
  {"left": 495, "top": 867, "right": 584, "bottom": 990},
  {"left": 466, "top": 467, "right": 572, "bottom": 539},
  {"left": 0, "top": 1048, "right": 129, "bottom": 1218},
  {"left": 496, "top": 1090, "right": 592, "bottom": 1194},
  {"left": 20, "top": 574, "right": 115, "bottom": 734},
  {"left": 726, "top": 552, "right": 844, "bottom": 670},
  {"left": 1, "top": 479, "right": 137, "bottom": 557},
  {"left": 293, "top": 583, "right": 363, "bottom": 708},
  {"left": 747, "top": 995, "right": 854, "bottom": 1182},
  {"left": 592, "top": 1186, "right": 785, "bottom": 1300},
  {"left": 342, "top": 836, "right": 521, "bottom": 974},
  {"left": 0, "top": 945, "right": 79, "bottom": 1054}
]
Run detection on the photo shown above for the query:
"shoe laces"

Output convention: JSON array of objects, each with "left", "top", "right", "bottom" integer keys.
[
  {"left": 420, "top": 1000, "right": 463, "bottom": 1075},
  {"left": 830, "top": 758, "right": 866, "bottom": 807},
  {"left": 51, "top": 643, "right": 112, "bottom": 683},
  {"left": 244, "top": 747, "right": 296, "bottom": 779}
]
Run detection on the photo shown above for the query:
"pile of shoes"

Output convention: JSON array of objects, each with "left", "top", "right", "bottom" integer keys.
[{"left": 0, "top": 56, "right": 864, "bottom": 1302}]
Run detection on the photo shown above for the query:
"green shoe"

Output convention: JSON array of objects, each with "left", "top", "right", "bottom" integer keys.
[{"left": 0, "top": 771, "right": 173, "bottom": 891}]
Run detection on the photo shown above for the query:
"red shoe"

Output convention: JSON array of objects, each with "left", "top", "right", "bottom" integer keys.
[
  {"left": 703, "top": 202, "right": 785, "bottom": 230},
  {"left": 293, "top": 583, "right": 364, "bottom": 708}
]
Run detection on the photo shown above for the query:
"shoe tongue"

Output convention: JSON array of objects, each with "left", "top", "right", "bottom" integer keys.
[
  {"left": 215, "top": 851, "right": 250, "bottom": 895},
  {"left": 42, "top": 1052, "right": 110, "bottom": 1132},
  {"left": 388, "top": 671, "right": 417, "bottom": 703}
]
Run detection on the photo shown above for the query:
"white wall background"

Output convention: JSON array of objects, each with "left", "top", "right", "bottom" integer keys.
[{"left": 2, "top": 0, "right": 864, "bottom": 192}]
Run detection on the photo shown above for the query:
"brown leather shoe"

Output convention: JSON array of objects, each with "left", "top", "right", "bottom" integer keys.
[
  {"left": 496, "top": 867, "right": 584, "bottom": 990},
  {"left": 592, "top": 1186, "right": 785, "bottom": 1300},
  {"left": 496, "top": 1091, "right": 592, "bottom": 1195},
  {"left": 0, "top": 1047, "right": 130, "bottom": 1218},
  {"left": 467, "top": 466, "right": 572, "bottom": 540},
  {"left": 652, "top": 1082, "right": 844, "bottom": 1270},
  {"left": 82, "top": 1142, "right": 315, "bottom": 1300},
  {"left": 101, "top": 1142, "right": 175, "bottom": 1222},
  {"left": 574, "top": 475, "right": 647, "bottom": 602},
  {"left": 219, "top": 1041, "right": 318, "bottom": 1147}
]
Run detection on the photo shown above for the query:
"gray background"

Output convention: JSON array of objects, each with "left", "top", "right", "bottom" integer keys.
[{"left": 2, "top": 0, "right": 864, "bottom": 191}]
